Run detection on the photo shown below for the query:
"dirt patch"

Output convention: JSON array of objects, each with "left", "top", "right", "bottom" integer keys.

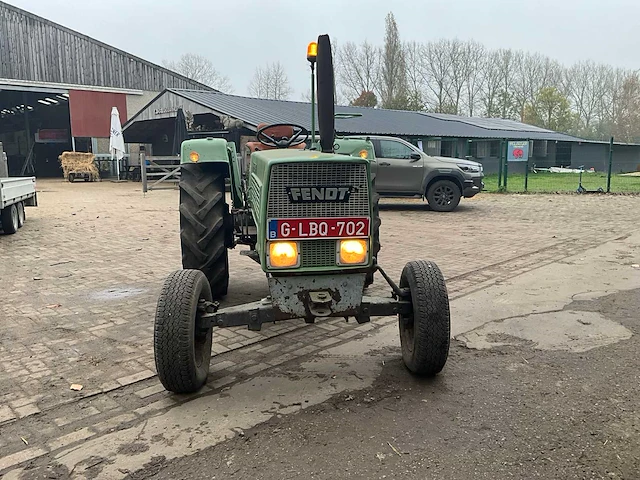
[{"left": 128, "top": 288, "right": 640, "bottom": 480}]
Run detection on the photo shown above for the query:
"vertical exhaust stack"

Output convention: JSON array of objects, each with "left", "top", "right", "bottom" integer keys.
[{"left": 316, "top": 34, "right": 336, "bottom": 153}]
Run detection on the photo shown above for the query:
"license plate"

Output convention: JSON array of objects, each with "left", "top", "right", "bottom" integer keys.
[{"left": 268, "top": 217, "right": 370, "bottom": 240}]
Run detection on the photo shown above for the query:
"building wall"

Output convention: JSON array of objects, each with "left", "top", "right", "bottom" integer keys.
[
  {"left": 571, "top": 143, "right": 640, "bottom": 173},
  {"left": 0, "top": 2, "right": 209, "bottom": 92}
]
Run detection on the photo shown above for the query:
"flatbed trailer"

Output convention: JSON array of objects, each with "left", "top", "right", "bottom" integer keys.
[{"left": 0, "top": 176, "right": 37, "bottom": 235}]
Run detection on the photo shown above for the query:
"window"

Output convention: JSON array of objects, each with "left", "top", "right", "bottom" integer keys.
[
  {"left": 475, "top": 141, "right": 488, "bottom": 158},
  {"left": 468, "top": 142, "right": 477, "bottom": 158},
  {"left": 378, "top": 139, "right": 415, "bottom": 159},
  {"left": 489, "top": 141, "right": 500, "bottom": 158}
]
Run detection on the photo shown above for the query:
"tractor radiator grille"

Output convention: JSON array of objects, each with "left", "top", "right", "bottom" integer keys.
[
  {"left": 301, "top": 239, "right": 336, "bottom": 268},
  {"left": 267, "top": 162, "right": 370, "bottom": 218},
  {"left": 247, "top": 175, "right": 261, "bottom": 211}
]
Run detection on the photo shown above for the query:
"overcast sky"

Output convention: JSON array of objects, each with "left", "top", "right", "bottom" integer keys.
[{"left": 8, "top": 0, "right": 640, "bottom": 98}]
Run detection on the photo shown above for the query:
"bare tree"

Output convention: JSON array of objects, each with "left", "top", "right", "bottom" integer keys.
[
  {"left": 248, "top": 62, "right": 293, "bottom": 100},
  {"left": 380, "top": 12, "right": 408, "bottom": 109},
  {"left": 404, "top": 41, "right": 426, "bottom": 111},
  {"left": 420, "top": 40, "right": 453, "bottom": 113},
  {"left": 495, "top": 49, "right": 520, "bottom": 119},
  {"left": 479, "top": 50, "right": 503, "bottom": 117},
  {"left": 563, "top": 61, "right": 609, "bottom": 137},
  {"left": 612, "top": 71, "right": 640, "bottom": 142},
  {"left": 462, "top": 41, "right": 486, "bottom": 116},
  {"left": 336, "top": 41, "right": 380, "bottom": 103},
  {"left": 162, "top": 53, "right": 233, "bottom": 92}
]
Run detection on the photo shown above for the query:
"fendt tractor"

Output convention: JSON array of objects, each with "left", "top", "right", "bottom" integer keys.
[{"left": 153, "top": 34, "right": 451, "bottom": 393}]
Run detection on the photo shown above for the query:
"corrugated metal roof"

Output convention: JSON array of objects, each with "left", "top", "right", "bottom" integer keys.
[{"left": 163, "top": 89, "right": 584, "bottom": 142}]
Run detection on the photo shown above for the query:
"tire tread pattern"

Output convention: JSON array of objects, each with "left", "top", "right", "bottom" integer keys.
[
  {"left": 180, "top": 163, "right": 229, "bottom": 298},
  {"left": 399, "top": 260, "right": 450, "bottom": 376},
  {"left": 154, "top": 269, "right": 213, "bottom": 393}
]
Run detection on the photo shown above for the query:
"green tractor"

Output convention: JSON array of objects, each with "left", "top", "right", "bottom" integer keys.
[{"left": 154, "top": 34, "right": 451, "bottom": 393}]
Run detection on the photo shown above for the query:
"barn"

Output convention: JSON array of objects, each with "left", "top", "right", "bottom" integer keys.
[{"left": 0, "top": 1, "right": 213, "bottom": 177}]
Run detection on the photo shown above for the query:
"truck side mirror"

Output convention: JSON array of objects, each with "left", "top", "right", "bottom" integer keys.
[{"left": 410, "top": 153, "right": 421, "bottom": 162}]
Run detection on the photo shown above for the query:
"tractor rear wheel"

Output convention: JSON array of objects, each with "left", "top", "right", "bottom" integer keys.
[
  {"left": 365, "top": 173, "right": 381, "bottom": 287},
  {"left": 398, "top": 260, "right": 450, "bottom": 376},
  {"left": 179, "top": 163, "right": 230, "bottom": 299},
  {"left": 154, "top": 269, "right": 213, "bottom": 393}
]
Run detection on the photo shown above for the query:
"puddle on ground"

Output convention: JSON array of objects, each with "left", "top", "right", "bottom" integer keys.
[
  {"left": 457, "top": 310, "right": 632, "bottom": 353},
  {"left": 89, "top": 287, "right": 146, "bottom": 300}
]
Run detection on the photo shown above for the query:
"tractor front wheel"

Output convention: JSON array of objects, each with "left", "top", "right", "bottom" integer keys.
[
  {"left": 398, "top": 260, "right": 450, "bottom": 376},
  {"left": 179, "top": 163, "right": 230, "bottom": 299},
  {"left": 154, "top": 269, "right": 213, "bottom": 393}
]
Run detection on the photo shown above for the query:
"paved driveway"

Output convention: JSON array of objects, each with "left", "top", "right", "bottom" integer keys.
[{"left": 0, "top": 180, "right": 638, "bottom": 474}]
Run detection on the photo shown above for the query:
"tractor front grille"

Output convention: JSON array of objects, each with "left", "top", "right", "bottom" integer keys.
[
  {"left": 301, "top": 239, "right": 336, "bottom": 268},
  {"left": 267, "top": 162, "right": 370, "bottom": 219}
]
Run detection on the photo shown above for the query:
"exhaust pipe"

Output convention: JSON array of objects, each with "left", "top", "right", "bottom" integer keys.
[{"left": 316, "top": 34, "right": 335, "bottom": 154}]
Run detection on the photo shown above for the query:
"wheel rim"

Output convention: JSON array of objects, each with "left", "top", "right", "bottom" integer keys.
[
  {"left": 433, "top": 185, "right": 455, "bottom": 206},
  {"left": 400, "top": 313, "right": 415, "bottom": 355}
]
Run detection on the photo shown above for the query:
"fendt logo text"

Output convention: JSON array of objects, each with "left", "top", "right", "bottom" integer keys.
[{"left": 286, "top": 186, "right": 354, "bottom": 203}]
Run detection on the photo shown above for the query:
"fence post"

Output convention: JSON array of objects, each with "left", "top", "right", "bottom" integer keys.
[
  {"left": 524, "top": 138, "right": 530, "bottom": 192},
  {"left": 503, "top": 140, "right": 509, "bottom": 191},
  {"left": 606, "top": 136, "right": 614, "bottom": 193},
  {"left": 140, "top": 152, "right": 147, "bottom": 194},
  {"left": 497, "top": 140, "right": 504, "bottom": 190}
]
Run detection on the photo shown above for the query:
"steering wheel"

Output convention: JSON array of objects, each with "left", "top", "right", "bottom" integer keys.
[{"left": 256, "top": 123, "right": 309, "bottom": 149}]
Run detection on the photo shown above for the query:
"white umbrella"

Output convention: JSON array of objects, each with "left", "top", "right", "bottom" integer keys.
[{"left": 109, "top": 106, "right": 126, "bottom": 180}]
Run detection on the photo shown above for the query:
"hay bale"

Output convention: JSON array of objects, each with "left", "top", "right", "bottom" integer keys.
[{"left": 58, "top": 152, "right": 100, "bottom": 180}]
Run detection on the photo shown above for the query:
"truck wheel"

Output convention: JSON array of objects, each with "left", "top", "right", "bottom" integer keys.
[
  {"left": 154, "top": 269, "right": 213, "bottom": 393},
  {"left": 179, "top": 163, "right": 230, "bottom": 299},
  {"left": 426, "top": 180, "right": 461, "bottom": 212},
  {"left": 398, "top": 260, "right": 450, "bottom": 376},
  {"left": 68, "top": 173, "right": 75, "bottom": 182},
  {"left": 17, "top": 202, "right": 25, "bottom": 228},
  {"left": 365, "top": 174, "right": 381, "bottom": 287},
  {"left": 1, "top": 204, "right": 19, "bottom": 234}
]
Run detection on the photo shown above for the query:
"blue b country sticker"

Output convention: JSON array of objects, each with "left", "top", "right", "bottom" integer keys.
[{"left": 268, "top": 219, "right": 279, "bottom": 239}]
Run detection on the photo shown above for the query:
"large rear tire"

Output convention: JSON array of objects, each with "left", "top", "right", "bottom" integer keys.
[
  {"left": 398, "top": 260, "right": 450, "bottom": 376},
  {"left": 0, "top": 204, "right": 19, "bottom": 234},
  {"left": 154, "top": 269, "right": 213, "bottom": 393},
  {"left": 179, "top": 163, "right": 230, "bottom": 299}
]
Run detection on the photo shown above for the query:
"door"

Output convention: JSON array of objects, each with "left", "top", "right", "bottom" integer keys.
[{"left": 373, "top": 139, "right": 424, "bottom": 193}]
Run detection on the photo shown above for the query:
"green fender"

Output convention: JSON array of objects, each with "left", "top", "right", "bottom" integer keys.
[{"left": 181, "top": 138, "right": 244, "bottom": 208}]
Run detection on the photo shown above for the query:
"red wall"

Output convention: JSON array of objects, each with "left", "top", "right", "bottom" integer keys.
[{"left": 69, "top": 90, "right": 127, "bottom": 138}]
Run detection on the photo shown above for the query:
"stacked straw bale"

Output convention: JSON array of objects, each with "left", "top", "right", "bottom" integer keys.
[{"left": 58, "top": 152, "right": 100, "bottom": 180}]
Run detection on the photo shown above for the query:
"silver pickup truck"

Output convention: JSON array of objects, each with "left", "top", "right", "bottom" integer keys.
[
  {"left": 0, "top": 176, "right": 38, "bottom": 234},
  {"left": 352, "top": 135, "right": 484, "bottom": 212}
]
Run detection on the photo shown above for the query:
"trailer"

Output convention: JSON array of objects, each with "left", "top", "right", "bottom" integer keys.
[{"left": 0, "top": 177, "right": 37, "bottom": 234}]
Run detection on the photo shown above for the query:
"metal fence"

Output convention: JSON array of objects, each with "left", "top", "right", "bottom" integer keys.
[
  {"left": 483, "top": 138, "right": 640, "bottom": 194},
  {"left": 139, "top": 154, "right": 181, "bottom": 193}
]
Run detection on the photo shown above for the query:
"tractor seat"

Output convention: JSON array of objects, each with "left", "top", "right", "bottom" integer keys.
[{"left": 245, "top": 123, "right": 306, "bottom": 154}]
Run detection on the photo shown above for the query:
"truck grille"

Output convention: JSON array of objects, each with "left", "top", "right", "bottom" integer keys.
[
  {"left": 301, "top": 239, "right": 336, "bottom": 268},
  {"left": 267, "top": 162, "right": 370, "bottom": 219}
]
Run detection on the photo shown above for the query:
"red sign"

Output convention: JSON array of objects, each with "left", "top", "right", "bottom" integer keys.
[
  {"left": 268, "top": 217, "right": 370, "bottom": 240},
  {"left": 35, "top": 129, "right": 68, "bottom": 143}
]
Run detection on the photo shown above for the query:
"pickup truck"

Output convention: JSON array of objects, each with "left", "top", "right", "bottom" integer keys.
[
  {"left": 349, "top": 135, "right": 484, "bottom": 212},
  {"left": 0, "top": 176, "right": 37, "bottom": 234}
]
